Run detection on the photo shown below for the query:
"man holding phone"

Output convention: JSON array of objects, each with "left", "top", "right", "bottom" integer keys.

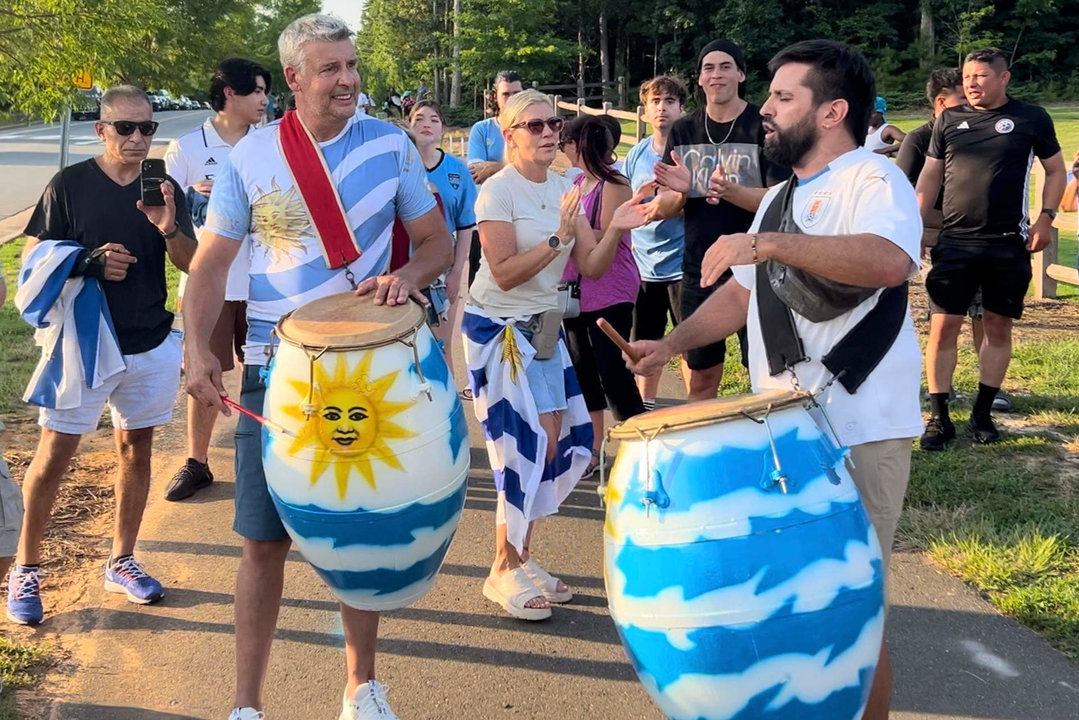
[
  {"left": 7, "top": 85, "right": 196, "bottom": 626},
  {"left": 164, "top": 57, "right": 270, "bottom": 502}
]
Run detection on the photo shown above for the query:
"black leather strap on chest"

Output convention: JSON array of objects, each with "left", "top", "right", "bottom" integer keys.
[{"left": 755, "top": 180, "right": 909, "bottom": 394}]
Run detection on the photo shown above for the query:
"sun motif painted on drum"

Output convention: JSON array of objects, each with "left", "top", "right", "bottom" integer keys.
[
  {"left": 251, "top": 178, "right": 310, "bottom": 261},
  {"left": 282, "top": 353, "right": 415, "bottom": 499}
]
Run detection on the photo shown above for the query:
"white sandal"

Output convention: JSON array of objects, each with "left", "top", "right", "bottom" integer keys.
[
  {"left": 521, "top": 558, "right": 574, "bottom": 603},
  {"left": 483, "top": 567, "right": 552, "bottom": 621}
]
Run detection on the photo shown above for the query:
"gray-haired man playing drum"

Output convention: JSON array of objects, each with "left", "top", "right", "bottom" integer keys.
[
  {"left": 182, "top": 14, "right": 451, "bottom": 720},
  {"left": 625, "top": 40, "right": 923, "bottom": 720}
]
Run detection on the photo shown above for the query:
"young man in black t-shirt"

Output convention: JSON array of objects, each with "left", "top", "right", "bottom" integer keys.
[
  {"left": 648, "top": 38, "right": 790, "bottom": 401},
  {"left": 916, "top": 48, "right": 1066, "bottom": 449},
  {"left": 7, "top": 86, "right": 196, "bottom": 626}
]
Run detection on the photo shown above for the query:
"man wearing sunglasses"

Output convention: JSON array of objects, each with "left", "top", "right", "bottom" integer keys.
[{"left": 9, "top": 85, "right": 196, "bottom": 626}]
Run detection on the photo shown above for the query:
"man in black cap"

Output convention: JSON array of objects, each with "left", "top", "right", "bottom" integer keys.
[{"left": 648, "top": 38, "right": 790, "bottom": 400}]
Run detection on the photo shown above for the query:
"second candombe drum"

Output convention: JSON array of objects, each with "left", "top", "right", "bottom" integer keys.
[
  {"left": 603, "top": 390, "right": 884, "bottom": 720},
  {"left": 262, "top": 292, "right": 470, "bottom": 610}
]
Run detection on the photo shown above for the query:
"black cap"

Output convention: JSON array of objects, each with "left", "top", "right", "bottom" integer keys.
[{"left": 698, "top": 39, "right": 746, "bottom": 73}]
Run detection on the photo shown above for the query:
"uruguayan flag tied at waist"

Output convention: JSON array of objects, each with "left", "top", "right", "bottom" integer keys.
[
  {"left": 462, "top": 306, "right": 592, "bottom": 552},
  {"left": 16, "top": 240, "right": 124, "bottom": 409}
]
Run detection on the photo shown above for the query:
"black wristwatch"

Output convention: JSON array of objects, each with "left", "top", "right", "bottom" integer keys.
[
  {"left": 547, "top": 234, "right": 564, "bottom": 251},
  {"left": 160, "top": 225, "right": 180, "bottom": 240},
  {"left": 1041, "top": 208, "right": 1058, "bottom": 220}
]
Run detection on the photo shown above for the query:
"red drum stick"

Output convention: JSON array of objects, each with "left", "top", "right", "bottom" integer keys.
[
  {"left": 222, "top": 397, "right": 296, "bottom": 437},
  {"left": 596, "top": 318, "right": 640, "bottom": 364}
]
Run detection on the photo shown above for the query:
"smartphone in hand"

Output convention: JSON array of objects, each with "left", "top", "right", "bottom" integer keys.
[{"left": 140, "top": 159, "right": 167, "bottom": 206}]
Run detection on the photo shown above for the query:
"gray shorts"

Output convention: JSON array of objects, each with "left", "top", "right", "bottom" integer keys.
[
  {"left": 0, "top": 456, "right": 23, "bottom": 557},
  {"left": 233, "top": 365, "right": 288, "bottom": 542}
]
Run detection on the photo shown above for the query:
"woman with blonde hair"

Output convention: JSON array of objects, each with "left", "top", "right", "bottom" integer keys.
[{"left": 462, "top": 90, "right": 647, "bottom": 620}]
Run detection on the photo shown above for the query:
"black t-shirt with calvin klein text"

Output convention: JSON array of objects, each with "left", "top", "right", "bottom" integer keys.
[
  {"left": 928, "top": 98, "right": 1059, "bottom": 245},
  {"left": 663, "top": 105, "right": 790, "bottom": 286},
  {"left": 24, "top": 158, "right": 194, "bottom": 355}
]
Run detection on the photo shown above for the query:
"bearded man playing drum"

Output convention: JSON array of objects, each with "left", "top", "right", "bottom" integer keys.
[
  {"left": 626, "top": 40, "right": 923, "bottom": 720},
  {"left": 183, "top": 14, "right": 452, "bottom": 720}
]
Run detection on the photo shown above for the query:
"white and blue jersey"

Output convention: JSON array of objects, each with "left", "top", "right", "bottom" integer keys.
[
  {"left": 205, "top": 111, "right": 436, "bottom": 365},
  {"left": 467, "top": 117, "right": 504, "bottom": 164},
  {"left": 624, "top": 137, "right": 685, "bottom": 281},
  {"left": 426, "top": 150, "right": 478, "bottom": 235}
]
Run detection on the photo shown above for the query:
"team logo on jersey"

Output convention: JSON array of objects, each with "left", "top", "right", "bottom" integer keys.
[
  {"left": 206, "top": 156, "right": 218, "bottom": 165},
  {"left": 447, "top": 172, "right": 461, "bottom": 190},
  {"left": 995, "top": 119, "right": 1015, "bottom": 134},
  {"left": 801, "top": 193, "right": 831, "bottom": 228}
]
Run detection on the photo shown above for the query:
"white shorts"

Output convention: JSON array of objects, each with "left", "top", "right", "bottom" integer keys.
[
  {"left": 0, "top": 456, "right": 22, "bottom": 557},
  {"left": 38, "top": 332, "right": 182, "bottom": 435}
]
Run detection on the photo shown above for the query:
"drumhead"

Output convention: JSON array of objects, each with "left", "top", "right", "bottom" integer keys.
[
  {"left": 276, "top": 292, "right": 425, "bottom": 349},
  {"left": 608, "top": 389, "right": 810, "bottom": 439}
]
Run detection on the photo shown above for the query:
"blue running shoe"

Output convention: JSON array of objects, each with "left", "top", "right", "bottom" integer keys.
[
  {"left": 104, "top": 555, "right": 164, "bottom": 604},
  {"left": 7, "top": 566, "right": 44, "bottom": 625}
]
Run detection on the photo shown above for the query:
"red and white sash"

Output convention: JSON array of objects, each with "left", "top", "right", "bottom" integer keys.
[{"left": 277, "top": 110, "right": 360, "bottom": 270}]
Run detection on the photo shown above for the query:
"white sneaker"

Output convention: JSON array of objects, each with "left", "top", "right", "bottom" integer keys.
[
  {"left": 228, "top": 709, "right": 265, "bottom": 720},
  {"left": 340, "top": 680, "right": 400, "bottom": 719}
]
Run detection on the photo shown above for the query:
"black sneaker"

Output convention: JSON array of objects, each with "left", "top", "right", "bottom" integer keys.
[
  {"left": 970, "top": 416, "right": 1002, "bottom": 445},
  {"left": 919, "top": 417, "right": 955, "bottom": 451},
  {"left": 165, "top": 458, "right": 214, "bottom": 501}
]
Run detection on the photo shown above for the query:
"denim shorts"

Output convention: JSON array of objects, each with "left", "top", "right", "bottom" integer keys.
[
  {"left": 518, "top": 325, "right": 568, "bottom": 414},
  {"left": 233, "top": 365, "right": 289, "bottom": 542}
]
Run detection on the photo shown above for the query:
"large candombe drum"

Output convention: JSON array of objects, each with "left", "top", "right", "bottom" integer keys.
[
  {"left": 262, "top": 293, "right": 469, "bottom": 611},
  {"left": 603, "top": 390, "right": 884, "bottom": 720}
]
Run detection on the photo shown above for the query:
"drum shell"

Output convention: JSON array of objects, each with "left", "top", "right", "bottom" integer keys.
[
  {"left": 603, "top": 401, "right": 884, "bottom": 720},
  {"left": 263, "top": 323, "right": 469, "bottom": 611}
]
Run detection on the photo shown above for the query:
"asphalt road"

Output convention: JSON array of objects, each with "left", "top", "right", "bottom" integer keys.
[{"left": 0, "top": 110, "right": 212, "bottom": 220}]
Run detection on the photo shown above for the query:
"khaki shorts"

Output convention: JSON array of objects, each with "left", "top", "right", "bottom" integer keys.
[
  {"left": 0, "top": 456, "right": 23, "bottom": 558},
  {"left": 845, "top": 437, "right": 913, "bottom": 573}
]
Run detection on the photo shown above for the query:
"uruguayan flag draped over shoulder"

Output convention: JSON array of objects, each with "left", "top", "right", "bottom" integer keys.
[
  {"left": 462, "top": 306, "right": 593, "bottom": 552},
  {"left": 15, "top": 240, "right": 125, "bottom": 409}
]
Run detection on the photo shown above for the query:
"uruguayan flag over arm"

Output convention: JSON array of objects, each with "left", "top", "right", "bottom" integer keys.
[
  {"left": 461, "top": 306, "right": 593, "bottom": 553},
  {"left": 15, "top": 240, "right": 125, "bottom": 409}
]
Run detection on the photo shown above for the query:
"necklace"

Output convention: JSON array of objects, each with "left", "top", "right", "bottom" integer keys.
[
  {"left": 519, "top": 168, "right": 552, "bottom": 210},
  {"left": 704, "top": 104, "right": 745, "bottom": 145}
]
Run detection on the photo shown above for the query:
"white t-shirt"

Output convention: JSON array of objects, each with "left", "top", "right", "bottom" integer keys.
[
  {"left": 471, "top": 165, "right": 577, "bottom": 317},
  {"left": 862, "top": 122, "right": 895, "bottom": 153},
  {"left": 731, "top": 147, "right": 924, "bottom": 447},
  {"left": 164, "top": 117, "right": 252, "bottom": 301},
  {"left": 356, "top": 92, "right": 373, "bottom": 113}
]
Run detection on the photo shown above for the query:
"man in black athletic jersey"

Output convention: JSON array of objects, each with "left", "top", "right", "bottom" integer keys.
[
  {"left": 916, "top": 48, "right": 1066, "bottom": 449},
  {"left": 645, "top": 39, "right": 790, "bottom": 401}
]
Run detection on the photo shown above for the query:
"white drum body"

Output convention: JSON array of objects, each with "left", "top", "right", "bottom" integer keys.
[
  {"left": 604, "top": 391, "right": 885, "bottom": 720},
  {"left": 262, "top": 295, "right": 469, "bottom": 611}
]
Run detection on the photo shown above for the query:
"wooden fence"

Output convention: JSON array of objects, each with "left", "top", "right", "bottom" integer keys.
[
  {"left": 548, "top": 96, "right": 648, "bottom": 146},
  {"left": 1030, "top": 165, "right": 1077, "bottom": 299}
]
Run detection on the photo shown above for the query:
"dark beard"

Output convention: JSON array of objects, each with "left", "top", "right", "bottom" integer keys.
[{"left": 763, "top": 115, "right": 817, "bottom": 168}]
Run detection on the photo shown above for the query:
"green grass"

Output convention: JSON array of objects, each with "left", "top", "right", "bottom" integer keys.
[
  {"left": 0, "top": 238, "right": 38, "bottom": 418},
  {"left": 0, "top": 635, "right": 50, "bottom": 719}
]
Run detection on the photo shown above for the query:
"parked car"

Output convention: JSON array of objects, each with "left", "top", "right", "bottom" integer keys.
[{"left": 71, "top": 87, "right": 102, "bottom": 120}]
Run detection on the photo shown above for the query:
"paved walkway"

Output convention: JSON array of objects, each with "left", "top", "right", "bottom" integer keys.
[{"left": 19, "top": 358, "right": 1079, "bottom": 720}]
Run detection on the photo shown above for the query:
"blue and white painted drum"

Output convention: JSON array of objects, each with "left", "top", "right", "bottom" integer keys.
[
  {"left": 604, "top": 390, "right": 884, "bottom": 720},
  {"left": 262, "top": 293, "right": 469, "bottom": 611}
]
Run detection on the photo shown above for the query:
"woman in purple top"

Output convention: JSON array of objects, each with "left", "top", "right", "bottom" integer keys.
[{"left": 560, "top": 116, "right": 645, "bottom": 476}]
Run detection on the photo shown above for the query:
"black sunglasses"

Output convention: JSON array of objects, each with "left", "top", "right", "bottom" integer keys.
[
  {"left": 510, "top": 117, "right": 564, "bottom": 136},
  {"left": 102, "top": 120, "right": 160, "bottom": 136}
]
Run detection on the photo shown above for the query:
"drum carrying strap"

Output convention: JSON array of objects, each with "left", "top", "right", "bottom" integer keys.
[{"left": 756, "top": 179, "right": 909, "bottom": 394}]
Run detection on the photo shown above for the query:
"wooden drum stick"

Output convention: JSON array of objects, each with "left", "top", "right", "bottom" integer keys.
[{"left": 595, "top": 318, "right": 640, "bottom": 364}]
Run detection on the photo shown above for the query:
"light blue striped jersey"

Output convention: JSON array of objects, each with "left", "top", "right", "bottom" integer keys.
[{"left": 205, "top": 111, "right": 436, "bottom": 365}]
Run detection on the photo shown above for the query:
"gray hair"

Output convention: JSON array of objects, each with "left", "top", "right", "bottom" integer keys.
[
  {"left": 278, "top": 13, "right": 353, "bottom": 71},
  {"left": 101, "top": 85, "right": 151, "bottom": 116}
]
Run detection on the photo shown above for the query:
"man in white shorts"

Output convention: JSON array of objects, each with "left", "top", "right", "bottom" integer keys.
[{"left": 8, "top": 86, "right": 196, "bottom": 626}]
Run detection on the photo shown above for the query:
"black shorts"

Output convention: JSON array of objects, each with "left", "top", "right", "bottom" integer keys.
[
  {"left": 926, "top": 240, "right": 1031, "bottom": 320},
  {"left": 632, "top": 280, "right": 682, "bottom": 342},
  {"left": 679, "top": 275, "right": 747, "bottom": 371}
]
